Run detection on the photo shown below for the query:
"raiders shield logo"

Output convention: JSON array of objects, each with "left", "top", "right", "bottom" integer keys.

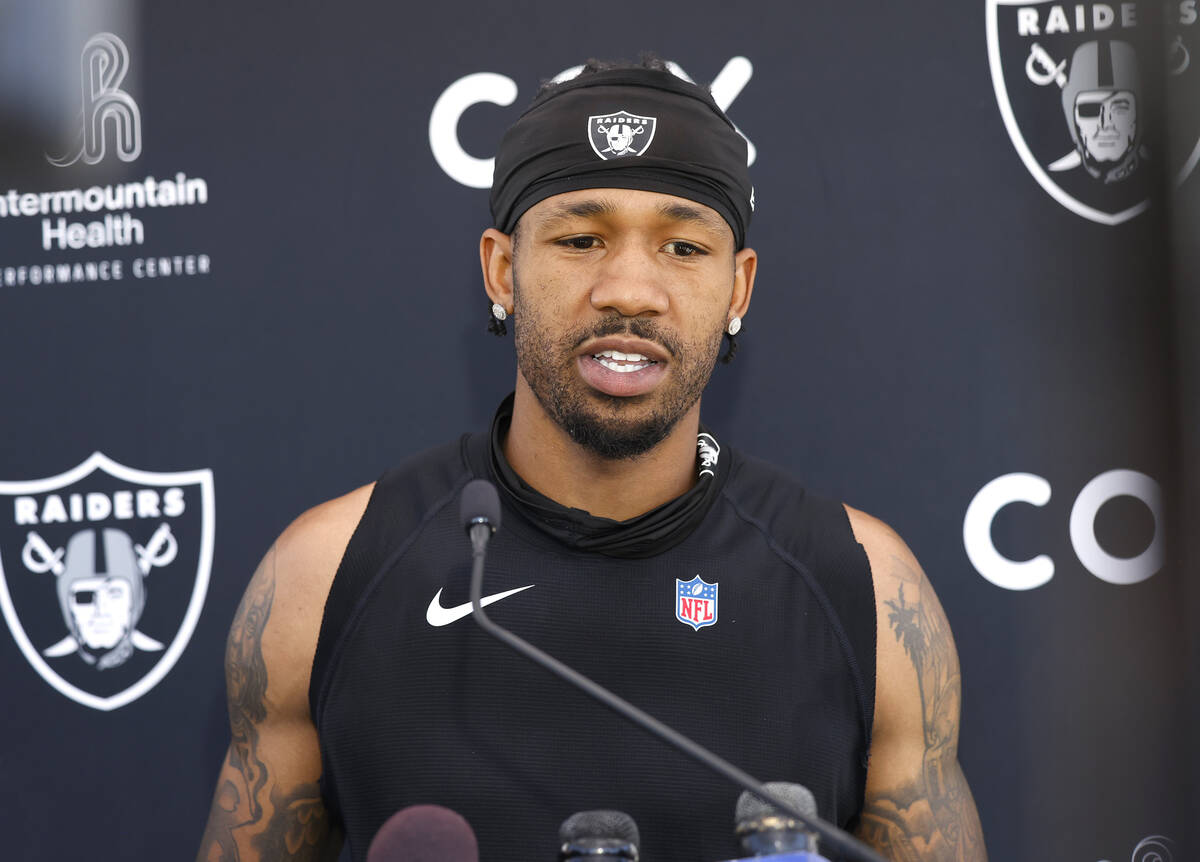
[
  {"left": 987, "top": 0, "right": 1199, "bottom": 224},
  {"left": 0, "top": 453, "right": 214, "bottom": 710},
  {"left": 588, "top": 110, "right": 657, "bottom": 160}
]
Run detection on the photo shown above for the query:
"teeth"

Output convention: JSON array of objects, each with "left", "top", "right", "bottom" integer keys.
[
  {"left": 594, "top": 349, "right": 650, "bottom": 362},
  {"left": 597, "top": 357, "right": 650, "bottom": 373}
]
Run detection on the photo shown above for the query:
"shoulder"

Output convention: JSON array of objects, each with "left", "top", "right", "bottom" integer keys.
[
  {"left": 843, "top": 505, "right": 943, "bottom": 617},
  {"left": 274, "top": 482, "right": 376, "bottom": 597},
  {"left": 721, "top": 449, "right": 824, "bottom": 525},
  {"left": 842, "top": 503, "right": 952, "bottom": 648},
  {"left": 843, "top": 505, "right": 919, "bottom": 580},
  {"left": 229, "top": 482, "right": 376, "bottom": 721}
]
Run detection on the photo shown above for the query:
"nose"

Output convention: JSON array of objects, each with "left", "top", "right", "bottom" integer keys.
[
  {"left": 1099, "top": 101, "right": 1114, "bottom": 130},
  {"left": 588, "top": 244, "right": 670, "bottom": 318}
]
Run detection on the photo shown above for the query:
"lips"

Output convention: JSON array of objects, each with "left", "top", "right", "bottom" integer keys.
[{"left": 576, "top": 337, "right": 669, "bottom": 397}]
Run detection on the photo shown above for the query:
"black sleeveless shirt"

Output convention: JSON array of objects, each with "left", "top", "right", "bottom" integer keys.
[{"left": 309, "top": 415, "right": 876, "bottom": 861}]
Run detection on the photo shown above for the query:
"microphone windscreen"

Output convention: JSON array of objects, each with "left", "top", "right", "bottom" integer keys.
[
  {"left": 460, "top": 478, "right": 502, "bottom": 532},
  {"left": 735, "top": 781, "right": 818, "bottom": 827},
  {"left": 366, "top": 804, "right": 479, "bottom": 862},
  {"left": 558, "top": 808, "right": 641, "bottom": 847}
]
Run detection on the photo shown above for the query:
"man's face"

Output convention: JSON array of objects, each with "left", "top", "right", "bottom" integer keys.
[
  {"left": 1075, "top": 89, "right": 1137, "bottom": 164},
  {"left": 510, "top": 188, "right": 743, "bottom": 460},
  {"left": 68, "top": 576, "right": 133, "bottom": 649}
]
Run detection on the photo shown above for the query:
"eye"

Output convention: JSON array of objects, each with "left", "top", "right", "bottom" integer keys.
[
  {"left": 664, "top": 241, "right": 707, "bottom": 257},
  {"left": 556, "top": 236, "right": 600, "bottom": 251}
]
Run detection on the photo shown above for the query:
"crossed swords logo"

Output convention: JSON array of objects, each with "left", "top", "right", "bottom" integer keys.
[
  {"left": 22, "top": 523, "right": 176, "bottom": 657},
  {"left": 1027, "top": 39, "right": 1190, "bottom": 85}
]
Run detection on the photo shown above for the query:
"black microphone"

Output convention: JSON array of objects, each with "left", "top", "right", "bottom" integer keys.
[
  {"left": 365, "top": 804, "right": 479, "bottom": 862},
  {"left": 458, "top": 479, "right": 888, "bottom": 862},
  {"left": 734, "top": 783, "right": 828, "bottom": 860},
  {"left": 559, "top": 809, "right": 641, "bottom": 860},
  {"left": 460, "top": 477, "right": 501, "bottom": 554}
]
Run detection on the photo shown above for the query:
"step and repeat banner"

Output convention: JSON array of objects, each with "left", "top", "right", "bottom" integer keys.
[{"left": 0, "top": 1, "right": 1194, "bottom": 859}]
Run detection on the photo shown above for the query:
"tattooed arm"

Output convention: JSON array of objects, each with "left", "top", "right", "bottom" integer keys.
[
  {"left": 845, "top": 507, "right": 987, "bottom": 862},
  {"left": 197, "top": 485, "right": 373, "bottom": 862}
]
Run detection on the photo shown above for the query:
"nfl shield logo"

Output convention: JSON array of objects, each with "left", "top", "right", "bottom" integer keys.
[
  {"left": 588, "top": 110, "right": 657, "bottom": 160},
  {"left": 0, "top": 453, "right": 214, "bottom": 710},
  {"left": 675, "top": 575, "right": 718, "bottom": 631}
]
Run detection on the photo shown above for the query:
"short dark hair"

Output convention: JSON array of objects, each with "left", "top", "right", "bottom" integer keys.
[{"left": 534, "top": 52, "right": 671, "bottom": 99}]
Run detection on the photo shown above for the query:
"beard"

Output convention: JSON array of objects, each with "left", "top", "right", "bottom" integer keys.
[{"left": 512, "top": 285, "right": 725, "bottom": 461}]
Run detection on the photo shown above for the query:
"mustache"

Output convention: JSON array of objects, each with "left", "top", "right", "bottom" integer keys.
[{"left": 570, "top": 316, "right": 681, "bottom": 359}]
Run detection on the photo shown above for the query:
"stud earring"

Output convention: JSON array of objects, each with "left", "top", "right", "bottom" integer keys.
[
  {"left": 488, "top": 302, "right": 508, "bottom": 336},
  {"left": 720, "top": 316, "right": 742, "bottom": 364}
]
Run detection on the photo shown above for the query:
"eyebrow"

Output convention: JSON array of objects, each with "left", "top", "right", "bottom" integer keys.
[
  {"left": 533, "top": 196, "right": 728, "bottom": 238},
  {"left": 655, "top": 201, "right": 728, "bottom": 235},
  {"left": 534, "top": 198, "right": 617, "bottom": 231}
]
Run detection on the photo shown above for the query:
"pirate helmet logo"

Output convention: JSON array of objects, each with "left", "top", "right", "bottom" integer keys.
[
  {"left": 39, "top": 526, "right": 177, "bottom": 669},
  {"left": 1056, "top": 40, "right": 1142, "bottom": 182},
  {"left": 0, "top": 453, "right": 214, "bottom": 710},
  {"left": 986, "top": 0, "right": 1199, "bottom": 224},
  {"left": 588, "top": 110, "right": 657, "bottom": 160}
]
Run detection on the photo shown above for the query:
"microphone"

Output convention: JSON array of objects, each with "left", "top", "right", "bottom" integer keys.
[
  {"left": 458, "top": 479, "right": 888, "bottom": 862},
  {"left": 733, "top": 783, "right": 828, "bottom": 860},
  {"left": 365, "top": 804, "right": 479, "bottom": 862},
  {"left": 559, "top": 809, "right": 641, "bottom": 860},
  {"left": 460, "top": 477, "right": 501, "bottom": 555}
]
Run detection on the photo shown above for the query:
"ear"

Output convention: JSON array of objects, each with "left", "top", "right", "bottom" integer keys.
[
  {"left": 729, "top": 247, "right": 758, "bottom": 322},
  {"left": 480, "top": 228, "right": 515, "bottom": 312}
]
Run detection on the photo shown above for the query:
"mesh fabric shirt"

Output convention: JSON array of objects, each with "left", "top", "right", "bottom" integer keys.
[{"left": 309, "top": 418, "right": 876, "bottom": 861}]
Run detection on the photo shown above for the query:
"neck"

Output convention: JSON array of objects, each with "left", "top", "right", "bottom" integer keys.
[{"left": 503, "top": 378, "right": 701, "bottom": 521}]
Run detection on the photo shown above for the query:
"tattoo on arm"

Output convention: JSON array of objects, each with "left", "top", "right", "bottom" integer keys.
[
  {"left": 225, "top": 549, "right": 275, "bottom": 823},
  {"left": 251, "top": 782, "right": 341, "bottom": 862},
  {"left": 198, "top": 548, "right": 340, "bottom": 860},
  {"left": 859, "top": 555, "right": 987, "bottom": 862}
]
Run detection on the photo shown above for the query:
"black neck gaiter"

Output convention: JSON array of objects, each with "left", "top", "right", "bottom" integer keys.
[{"left": 486, "top": 394, "right": 729, "bottom": 559}]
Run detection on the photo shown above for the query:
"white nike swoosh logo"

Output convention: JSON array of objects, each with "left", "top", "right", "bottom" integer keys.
[{"left": 425, "top": 584, "right": 535, "bottom": 627}]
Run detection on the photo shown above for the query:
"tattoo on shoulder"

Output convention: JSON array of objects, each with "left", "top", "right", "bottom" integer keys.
[{"left": 860, "top": 554, "right": 987, "bottom": 861}]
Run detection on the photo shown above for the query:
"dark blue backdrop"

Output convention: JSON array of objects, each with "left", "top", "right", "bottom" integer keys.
[{"left": 0, "top": 1, "right": 1194, "bottom": 860}]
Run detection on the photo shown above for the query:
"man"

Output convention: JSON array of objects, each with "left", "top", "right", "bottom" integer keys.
[{"left": 197, "top": 57, "right": 986, "bottom": 861}]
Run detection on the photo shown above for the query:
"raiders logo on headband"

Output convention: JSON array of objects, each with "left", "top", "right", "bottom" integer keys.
[{"left": 588, "top": 111, "right": 657, "bottom": 160}]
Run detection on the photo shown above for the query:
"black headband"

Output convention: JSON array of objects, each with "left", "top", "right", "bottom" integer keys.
[{"left": 489, "top": 67, "right": 754, "bottom": 249}]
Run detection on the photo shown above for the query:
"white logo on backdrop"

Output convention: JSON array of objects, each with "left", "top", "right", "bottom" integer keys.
[
  {"left": 0, "top": 454, "right": 214, "bottom": 710},
  {"left": 0, "top": 32, "right": 214, "bottom": 289},
  {"left": 47, "top": 32, "right": 142, "bottom": 167},
  {"left": 986, "top": 1, "right": 1200, "bottom": 224},
  {"left": 1098, "top": 833, "right": 1177, "bottom": 862},
  {"left": 429, "top": 57, "right": 756, "bottom": 189},
  {"left": 963, "top": 469, "right": 1163, "bottom": 590}
]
